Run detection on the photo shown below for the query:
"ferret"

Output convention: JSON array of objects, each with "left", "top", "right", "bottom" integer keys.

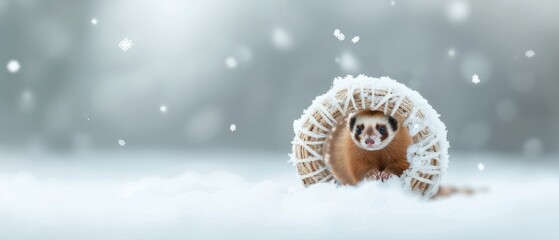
[
  {"left": 325, "top": 110, "right": 480, "bottom": 200},
  {"left": 326, "top": 110, "right": 412, "bottom": 185}
]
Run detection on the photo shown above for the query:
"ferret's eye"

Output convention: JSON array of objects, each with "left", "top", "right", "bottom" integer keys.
[
  {"left": 379, "top": 126, "right": 386, "bottom": 135},
  {"left": 356, "top": 127, "right": 362, "bottom": 135}
]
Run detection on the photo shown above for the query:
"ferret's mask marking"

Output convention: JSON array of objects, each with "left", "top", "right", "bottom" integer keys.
[
  {"left": 347, "top": 112, "right": 399, "bottom": 151},
  {"left": 349, "top": 116, "right": 357, "bottom": 131},
  {"left": 388, "top": 116, "right": 398, "bottom": 131},
  {"left": 354, "top": 124, "right": 364, "bottom": 142}
]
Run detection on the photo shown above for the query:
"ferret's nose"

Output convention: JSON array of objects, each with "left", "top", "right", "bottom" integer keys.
[{"left": 365, "top": 138, "right": 375, "bottom": 146}]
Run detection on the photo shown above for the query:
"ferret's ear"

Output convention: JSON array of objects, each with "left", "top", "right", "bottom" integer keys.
[
  {"left": 388, "top": 116, "right": 398, "bottom": 131},
  {"left": 348, "top": 113, "right": 357, "bottom": 131}
]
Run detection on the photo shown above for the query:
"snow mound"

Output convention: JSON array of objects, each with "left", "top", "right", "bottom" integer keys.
[{"left": 1, "top": 168, "right": 558, "bottom": 240}]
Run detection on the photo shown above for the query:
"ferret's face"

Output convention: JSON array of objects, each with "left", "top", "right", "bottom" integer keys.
[{"left": 347, "top": 112, "right": 399, "bottom": 151}]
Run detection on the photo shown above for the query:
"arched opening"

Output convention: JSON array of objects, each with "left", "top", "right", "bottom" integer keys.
[{"left": 290, "top": 75, "right": 449, "bottom": 198}]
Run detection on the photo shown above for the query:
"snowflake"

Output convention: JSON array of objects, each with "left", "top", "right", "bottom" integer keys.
[
  {"left": 472, "top": 74, "right": 480, "bottom": 84},
  {"left": 160, "top": 105, "right": 167, "bottom": 113},
  {"left": 334, "top": 28, "right": 341, "bottom": 36},
  {"left": 272, "top": 27, "right": 293, "bottom": 50},
  {"left": 351, "top": 36, "right": 360, "bottom": 43},
  {"left": 333, "top": 28, "right": 345, "bottom": 41},
  {"left": 6, "top": 60, "right": 20, "bottom": 73},
  {"left": 448, "top": 49, "right": 456, "bottom": 57},
  {"left": 477, "top": 162, "right": 485, "bottom": 171},
  {"left": 447, "top": 0, "right": 470, "bottom": 22},
  {"left": 118, "top": 37, "right": 133, "bottom": 52},
  {"left": 230, "top": 124, "right": 236, "bottom": 132},
  {"left": 21, "top": 90, "right": 33, "bottom": 101},
  {"left": 118, "top": 139, "right": 126, "bottom": 146},
  {"left": 391, "top": 0, "right": 396, "bottom": 6},
  {"left": 225, "top": 57, "right": 237, "bottom": 69},
  {"left": 91, "top": 18, "right": 98, "bottom": 25},
  {"left": 525, "top": 50, "right": 535, "bottom": 58}
]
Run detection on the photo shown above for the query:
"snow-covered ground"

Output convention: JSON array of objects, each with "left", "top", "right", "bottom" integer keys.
[{"left": 0, "top": 151, "right": 558, "bottom": 240}]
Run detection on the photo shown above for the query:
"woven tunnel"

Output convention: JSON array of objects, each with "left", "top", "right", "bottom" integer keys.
[{"left": 289, "top": 75, "right": 450, "bottom": 198}]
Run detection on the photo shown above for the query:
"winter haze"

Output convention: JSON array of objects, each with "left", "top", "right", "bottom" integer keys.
[{"left": 0, "top": 0, "right": 558, "bottom": 239}]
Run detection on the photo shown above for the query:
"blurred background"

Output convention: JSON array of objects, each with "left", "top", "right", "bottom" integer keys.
[
  {"left": 1, "top": 0, "right": 558, "bottom": 157},
  {"left": 2, "top": 1, "right": 559, "bottom": 239}
]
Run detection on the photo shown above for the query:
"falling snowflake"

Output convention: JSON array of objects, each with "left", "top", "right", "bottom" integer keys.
[
  {"left": 6, "top": 60, "right": 20, "bottom": 73},
  {"left": 230, "top": 124, "right": 236, "bottom": 132},
  {"left": 447, "top": 0, "right": 470, "bottom": 22},
  {"left": 472, "top": 74, "right": 480, "bottom": 84},
  {"left": 413, "top": 123, "right": 420, "bottom": 129},
  {"left": 525, "top": 50, "right": 535, "bottom": 58},
  {"left": 225, "top": 57, "right": 238, "bottom": 69},
  {"left": 272, "top": 27, "right": 293, "bottom": 50},
  {"left": 448, "top": 49, "right": 456, "bottom": 57},
  {"left": 334, "top": 57, "right": 340, "bottom": 63},
  {"left": 337, "top": 33, "right": 345, "bottom": 41},
  {"left": 118, "top": 139, "right": 126, "bottom": 146},
  {"left": 91, "top": 18, "right": 98, "bottom": 25},
  {"left": 160, "top": 105, "right": 167, "bottom": 113},
  {"left": 351, "top": 36, "right": 360, "bottom": 44},
  {"left": 477, "top": 162, "right": 485, "bottom": 171},
  {"left": 338, "top": 51, "right": 360, "bottom": 72},
  {"left": 333, "top": 29, "right": 345, "bottom": 41},
  {"left": 118, "top": 37, "right": 133, "bottom": 52},
  {"left": 19, "top": 90, "right": 34, "bottom": 112},
  {"left": 334, "top": 29, "right": 341, "bottom": 36},
  {"left": 21, "top": 90, "right": 33, "bottom": 101},
  {"left": 391, "top": 0, "right": 396, "bottom": 6}
]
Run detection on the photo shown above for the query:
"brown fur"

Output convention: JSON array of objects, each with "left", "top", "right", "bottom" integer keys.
[{"left": 326, "top": 110, "right": 413, "bottom": 185}]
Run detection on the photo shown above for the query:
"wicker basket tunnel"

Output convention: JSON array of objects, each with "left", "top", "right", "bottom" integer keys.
[{"left": 290, "top": 75, "right": 449, "bottom": 198}]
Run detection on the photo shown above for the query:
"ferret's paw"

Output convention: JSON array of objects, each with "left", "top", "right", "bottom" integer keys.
[
  {"left": 364, "top": 169, "right": 380, "bottom": 181},
  {"left": 379, "top": 171, "right": 394, "bottom": 182}
]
